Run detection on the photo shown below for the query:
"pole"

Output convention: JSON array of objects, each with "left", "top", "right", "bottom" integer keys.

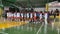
[
  {"left": 0, "top": 0, "right": 3, "bottom": 18},
  {"left": 45, "top": 4, "right": 48, "bottom": 12}
]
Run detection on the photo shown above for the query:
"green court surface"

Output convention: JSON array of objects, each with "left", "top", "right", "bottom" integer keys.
[{"left": 0, "top": 22, "right": 59, "bottom": 34}]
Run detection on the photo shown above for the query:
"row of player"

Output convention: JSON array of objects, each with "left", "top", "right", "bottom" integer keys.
[{"left": 7, "top": 11, "right": 48, "bottom": 21}]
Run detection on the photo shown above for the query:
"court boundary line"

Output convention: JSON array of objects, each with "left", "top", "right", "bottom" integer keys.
[
  {"left": 36, "top": 23, "right": 43, "bottom": 34},
  {"left": 0, "top": 32, "right": 8, "bottom": 34}
]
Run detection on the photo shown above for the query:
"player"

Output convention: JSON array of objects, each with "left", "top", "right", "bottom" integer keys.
[
  {"left": 24, "top": 12, "right": 27, "bottom": 21},
  {"left": 7, "top": 11, "right": 11, "bottom": 21},
  {"left": 39, "top": 11, "right": 43, "bottom": 23},
  {"left": 14, "top": 12, "right": 17, "bottom": 21},
  {"left": 11, "top": 12, "right": 14, "bottom": 21},
  {"left": 30, "top": 12, "right": 33, "bottom": 22},
  {"left": 44, "top": 12, "right": 48, "bottom": 24},
  {"left": 33, "top": 12, "right": 36, "bottom": 22},
  {"left": 21, "top": 12, "right": 23, "bottom": 21},
  {"left": 16, "top": 12, "right": 20, "bottom": 21},
  {"left": 27, "top": 12, "right": 29, "bottom": 21}
]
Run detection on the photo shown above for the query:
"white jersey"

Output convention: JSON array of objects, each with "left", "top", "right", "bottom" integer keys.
[
  {"left": 21, "top": 13, "right": 23, "bottom": 17},
  {"left": 27, "top": 13, "right": 29, "bottom": 18},
  {"left": 44, "top": 13, "right": 48, "bottom": 19},
  {"left": 30, "top": 13, "right": 32, "bottom": 18},
  {"left": 40, "top": 13, "right": 42, "bottom": 19},
  {"left": 14, "top": 13, "right": 17, "bottom": 17},
  {"left": 7, "top": 12, "right": 9, "bottom": 17},
  {"left": 24, "top": 13, "right": 26, "bottom": 17},
  {"left": 17, "top": 13, "right": 20, "bottom": 17},
  {"left": 11, "top": 13, "right": 14, "bottom": 17},
  {"left": 34, "top": 13, "right": 36, "bottom": 17},
  {"left": 7, "top": 12, "right": 11, "bottom": 17}
]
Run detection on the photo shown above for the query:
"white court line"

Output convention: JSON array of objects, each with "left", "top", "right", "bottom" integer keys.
[
  {"left": 57, "top": 28, "right": 60, "bottom": 34},
  {"left": 26, "top": 26, "right": 29, "bottom": 31},
  {"left": 36, "top": 23, "right": 43, "bottom": 34},
  {"left": 52, "top": 23, "right": 54, "bottom": 31},
  {"left": 30, "top": 27, "right": 33, "bottom": 31}
]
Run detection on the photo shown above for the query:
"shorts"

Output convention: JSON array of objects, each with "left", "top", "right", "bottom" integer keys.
[{"left": 17, "top": 17, "right": 20, "bottom": 19}]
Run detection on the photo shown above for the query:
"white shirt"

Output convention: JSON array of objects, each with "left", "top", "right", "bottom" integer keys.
[
  {"left": 7, "top": 12, "right": 11, "bottom": 17},
  {"left": 17, "top": 13, "right": 20, "bottom": 17},
  {"left": 27, "top": 13, "right": 29, "bottom": 18},
  {"left": 30, "top": 13, "right": 32, "bottom": 18},
  {"left": 40, "top": 13, "right": 42, "bottom": 19},
  {"left": 7, "top": 12, "right": 9, "bottom": 17},
  {"left": 24, "top": 13, "right": 26, "bottom": 17},
  {"left": 21, "top": 13, "right": 23, "bottom": 17},
  {"left": 14, "top": 13, "right": 17, "bottom": 17},
  {"left": 11, "top": 13, "right": 14, "bottom": 17},
  {"left": 44, "top": 13, "right": 48, "bottom": 19},
  {"left": 34, "top": 13, "right": 36, "bottom": 17}
]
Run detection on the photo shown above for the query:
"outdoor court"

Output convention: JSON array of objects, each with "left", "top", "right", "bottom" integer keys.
[
  {"left": 0, "top": 0, "right": 60, "bottom": 34},
  {"left": 0, "top": 16, "right": 60, "bottom": 34}
]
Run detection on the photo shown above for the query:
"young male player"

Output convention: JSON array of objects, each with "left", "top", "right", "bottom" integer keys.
[
  {"left": 21, "top": 12, "right": 23, "bottom": 21},
  {"left": 30, "top": 12, "right": 33, "bottom": 22},
  {"left": 13, "top": 12, "right": 17, "bottom": 21},
  {"left": 24, "top": 12, "right": 27, "bottom": 21},
  {"left": 44, "top": 12, "right": 48, "bottom": 24},
  {"left": 16, "top": 12, "right": 20, "bottom": 21},
  {"left": 39, "top": 11, "right": 43, "bottom": 23},
  {"left": 33, "top": 12, "right": 36, "bottom": 22},
  {"left": 7, "top": 11, "right": 11, "bottom": 21},
  {"left": 11, "top": 12, "right": 14, "bottom": 21},
  {"left": 27, "top": 12, "right": 29, "bottom": 21}
]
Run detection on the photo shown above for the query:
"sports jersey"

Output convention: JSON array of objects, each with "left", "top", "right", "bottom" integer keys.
[
  {"left": 17, "top": 12, "right": 20, "bottom": 17},
  {"left": 30, "top": 13, "right": 33, "bottom": 18},
  {"left": 21, "top": 13, "right": 23, "bottom": 18},
  {"left": 27, "top": 13, "right": 29, "bottom": 18},
  {"left": 24, "top": 13, "right": 26, "bottom": 17},
  {"left": 34, "top": 13, "right": 36, "bottom": 21},
  {"left": 7, "top": 12, "right": 9, "bottom": 17},
  {"left": 11, "top": 13, "right": 14, "bottom": 18},
  {"left": 40, "top": 13, "right": 42, "bottom": 20},
  {"left": 44, "top": 13, "right": 48, "bottom": 19},
  {"left": 34, "top": 13, "right": 36, "bottom": 17},
  {"left": 14, "top": 13, "right": 17, "bottom": 18},
  {"left": 7, "top": 12, "right": 11, "bottom": 18}
]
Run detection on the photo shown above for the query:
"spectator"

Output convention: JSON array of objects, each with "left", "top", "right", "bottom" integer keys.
[{"left": 55, "top": 9, "right": 59, "bottom": 16}]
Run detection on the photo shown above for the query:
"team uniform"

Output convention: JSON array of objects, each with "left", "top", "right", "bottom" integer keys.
[
  {"left": 11, "top": 13, "right": 14, "bottom": 19},
  {"left": 16, "top": 12, "right": 20, "bottom": 21},
  {"left": 39, "top": 12, "right": 44, "bottom": 23},
  {"left": 44, "top": 13, "right": 48, "bottom": 20},
  {"left": 21, "top": 13, "right": 23, "bottom": 18},
  {"left": 7, "top": 12, "right": 11, "bottom": 19},
  {"left": 7, "top": 12, "right": 9, "bottom": 18},
  {"left": 17, "top": 12, "right": 20, "bottom": 19},
  {"left": 21, "top": 13, "right": 23, "bottom": 21},
  {"left": 24, "top": 13, "right": 27, "bottom": 21},
  {"left": 27, "top": 13, "right": 29, "bottom": 20},
  {"left": 14, "top": 12, "right": 17, "bottom": 19},
  {"left": 44, "top": 13, "right": 48, "bottom": 24},
  {"left": 34, "top": 12, "right": 36, "bottom": 21},
  {"left": 39, "top": 13, "right": 42, "bottom": 20},
  {"left": 24, "top": 13, "right": 26, "bottom": 18},
  {"left": 30, "top": 13, "right": 33, "bottom": 21}
]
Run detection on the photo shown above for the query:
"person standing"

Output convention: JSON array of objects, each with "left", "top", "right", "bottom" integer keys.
[
  {"left": 44, "top": 12, "right": 48, "bottom": 24},
  {"left": 17, "top": 12, "right": 20, "bottom": 21}
]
